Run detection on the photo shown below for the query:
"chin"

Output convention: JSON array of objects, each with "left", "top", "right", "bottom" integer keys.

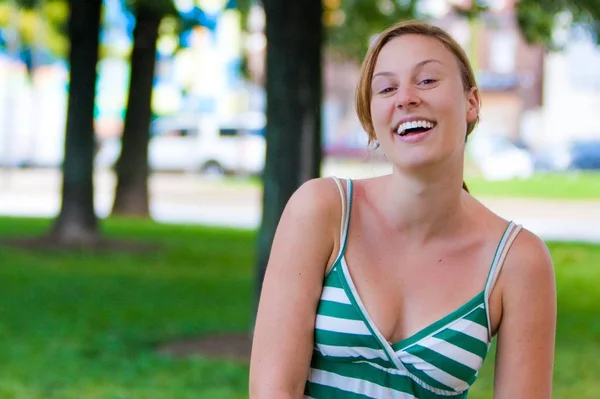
[{"left": 391, "top": 150, "right": 445, "bottom": 171}]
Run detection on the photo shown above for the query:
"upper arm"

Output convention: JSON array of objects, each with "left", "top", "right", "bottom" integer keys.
[
  {"left": 249, "top": 178, "right": 340, "bottom": 398},
  {"left": 493, "top": 229, "right": 557, "bottom": 399}
]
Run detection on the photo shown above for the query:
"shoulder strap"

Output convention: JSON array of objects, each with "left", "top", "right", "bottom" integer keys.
[
  {"left": 484, "top": 221, "right": 522, "bottom": 337},
  {"left": 329, "top": 177, "right": 353, "bottom": 265},
  {"left": 331, "top": 176, "right": 346, "bottom": 244}
]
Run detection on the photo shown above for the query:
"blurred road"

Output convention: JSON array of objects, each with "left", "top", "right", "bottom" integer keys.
[{"left": 0, "top": 166, "right": 599, "bottom": 243}]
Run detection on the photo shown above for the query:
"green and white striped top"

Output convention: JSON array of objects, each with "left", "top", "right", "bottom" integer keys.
[{"left": 304, "top": 178, "right": 522, "bottom": 398}]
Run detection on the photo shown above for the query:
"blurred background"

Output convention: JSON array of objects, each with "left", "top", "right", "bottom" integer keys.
[{"left": 0, "top": 0, "right": 598, "bottom": 398}]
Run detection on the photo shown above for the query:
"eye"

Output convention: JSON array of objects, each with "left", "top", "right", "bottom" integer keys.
[
  {"left": 419, "top": 78, "right": 437, "bottom": 86},
  {"left": 378, "top": 87, "right": 396, "bottom": 94}
]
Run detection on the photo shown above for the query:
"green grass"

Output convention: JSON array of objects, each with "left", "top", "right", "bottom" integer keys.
[
  {"left": 0, "top": 217, "right": 599, "bottom": 398},
  {"left": 213, "top": 170, "right": 600, "bottom": 201},
  {"left": 465, "top": 171, "right": 600, "bottom": 200}
]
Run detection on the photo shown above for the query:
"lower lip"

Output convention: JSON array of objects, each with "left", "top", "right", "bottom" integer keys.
[{"left": 395, "top": 127, "right": 434, "bottom": 143}]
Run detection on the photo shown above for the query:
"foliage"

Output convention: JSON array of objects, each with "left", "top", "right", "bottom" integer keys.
[
  {"left": 0, "top": 217, "right": 599, "bottom": 397},
  {"left": 516, "top": 0, "right": 600, "bottom": 47},
  {"left": 0, "top": 0, "right": 69, "bottom": 58},
  {"left": 326, "top": 0, "right": 600, "bottom": 62},
  {"left": 326, "top": 0, "right": 419, "bottom": 61}
]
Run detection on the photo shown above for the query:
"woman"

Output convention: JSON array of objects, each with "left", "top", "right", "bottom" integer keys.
[{"left": 250, "top": 20, "right": 556, "bottom": 398}]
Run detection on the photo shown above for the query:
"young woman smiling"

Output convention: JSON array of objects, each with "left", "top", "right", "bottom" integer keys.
[{"left": 250, "top": 20, "right": 556, "bottom": 399}]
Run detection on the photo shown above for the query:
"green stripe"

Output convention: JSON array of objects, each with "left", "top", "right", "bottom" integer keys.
[
  {"left": 305, "top": 381, "right": 375, "bottom": 399},
  {"left": 407, "top": 345, "right": 476, "bottom": 383},
  {"left": 391, "top": 292, "right": 484, "bottom": 351},
  {"left": 315, "top": 330, "right": 381, "bottom": 350},
  {"left": 401, "top": 361, "right": 455, "bottom": 392},
  {"left": 433, "top": 329, "right": 489, "bottom": 357},
  {"left": 323, "top": 271, "right": 344, "bottom": 289},
  {"left": 310, "top": 355, "right": 415, "bottom": 395},
  {"left": 317, "top": 300, "right": 363, "bottom": 321},
  {"left": 463, "top": 306, "right": 488, "bottom": 328}
]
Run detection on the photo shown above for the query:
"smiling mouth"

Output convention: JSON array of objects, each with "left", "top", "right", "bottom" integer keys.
[{"left": 396, "top": 120, "right": 437, "bottom": 136}]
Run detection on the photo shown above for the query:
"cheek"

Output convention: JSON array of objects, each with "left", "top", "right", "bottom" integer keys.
[{"left": 370, "top": 99, "right": 392, "bottom": 127}]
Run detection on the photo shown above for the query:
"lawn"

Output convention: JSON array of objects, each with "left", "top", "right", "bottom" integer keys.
[
  {"left": 0, "top": 217, "right": 599, "bottom": 398},
  {"left": 212, "top": 170, "right": 600, "bottom": 201},
  {"left": 464, "top": 171, "right": 600, "bottom": 200}
]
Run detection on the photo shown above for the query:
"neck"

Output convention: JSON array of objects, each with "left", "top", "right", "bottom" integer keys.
[{"left": 380, "top": 161, "right": 468, "bottom": 242}]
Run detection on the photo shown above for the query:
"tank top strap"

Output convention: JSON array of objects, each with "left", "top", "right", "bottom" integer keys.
[
  {"left": 483, "top": 221, "right": 523, "bottom": 336},
  {"left": 330, "top": 177, "right": 353, "bottom": 260}
]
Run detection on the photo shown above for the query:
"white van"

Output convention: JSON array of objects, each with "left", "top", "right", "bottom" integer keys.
[{"left": 95, "top": 112, "right": 266, "bottom": 176}]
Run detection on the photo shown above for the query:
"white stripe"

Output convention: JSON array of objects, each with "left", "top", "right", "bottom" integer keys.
[
  {"left": 447, "top": 319, "right": 488, "bottom": 343},
  {"left": 398, "top": 352, "right": 470, "bottom": 392},
  {"left": 316, "top": 343, "right": 388, "bottom": 361},
  {"left": 320, "top": 286, "right": 351, "bottom": 305},
  {"left": 419, "top": 337, "right": 484, "bottom": 370},
  {"left": 357, "top": 361, "right": 461, "bottom": 396},
  {"left": 308, "top": 368, "right": 417, "bottom": 399},
  {"left": 315, "top": 315, "right": 371, "bottom": 335}
]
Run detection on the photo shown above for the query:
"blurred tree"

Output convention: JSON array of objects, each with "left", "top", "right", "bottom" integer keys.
[
  {"left": 110, "top": 0, "right": 177, "bottom": 217},
  {"left": 515, "top": 0, "right": 600, "bottom": 47},
  {"left": 0, "top": 0, "right": 69, "bottom": 69},
  {"left": 110, "top": 0, "right": 251, "bottom": 217},
  {"left": 324, "top": 0, "right": 599, "bottom": 63},
  {"left": 325, "top": 0, "right": 419, "bottom": 61},
  {"left": 254, "top": 0, "right": 323, "bottom": 308},
  {"left": 49, "top": 0, "right": 102, "bottom": 244}
]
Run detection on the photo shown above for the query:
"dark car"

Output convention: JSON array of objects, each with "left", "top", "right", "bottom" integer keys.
[{"left": 569, "top": 140, "right": 600, "bottom": 170}]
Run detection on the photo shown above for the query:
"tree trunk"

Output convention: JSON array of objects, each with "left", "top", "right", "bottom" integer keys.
[
  {"left": 111, "top": 7, "right": 161, "bottom": 217},
  {"left": 254, "top": 0, "right": 323, "bottom": 312},
  {"left": 49, "top": 0, "right": 102, "bottom": 245}
]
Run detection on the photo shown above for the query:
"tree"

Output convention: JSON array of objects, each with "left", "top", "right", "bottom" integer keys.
[
  {"left": 109, "top": 0, "right": 249, "bottom": 217},
  {"left": 325, "top": 0, "right": 418, "bottom": 61},
  {"left": 254, "top": 0, "right": 324, "bottom": 306},
  {"left": 49, "top": 0, "right": 102, "bottom": 244},
  {"left": 111, "top": 0, "right": 176, "bottom": 217},
  {"left": 515, "top": 0, "right": 600, "bottom": 47}
]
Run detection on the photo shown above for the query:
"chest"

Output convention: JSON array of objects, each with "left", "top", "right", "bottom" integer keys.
[{"left": 343, "top": 220, "right": 496, "bottom": 344}]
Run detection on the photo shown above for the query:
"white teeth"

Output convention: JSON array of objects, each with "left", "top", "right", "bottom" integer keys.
[{"left": 396, "top": 120, "right": 435, "bottom": 135}]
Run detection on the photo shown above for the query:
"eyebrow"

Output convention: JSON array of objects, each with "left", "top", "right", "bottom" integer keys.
[{"left": 372, "top": 59, "right": 443, "bottom": 80}]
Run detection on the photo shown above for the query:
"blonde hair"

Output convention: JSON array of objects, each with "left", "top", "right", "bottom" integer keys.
[
  {"left": 354, "top": 20, "right": 479, "bottom": 192},
  {"left": 355, "top": 20, "right": 480, "bottom": 145}
]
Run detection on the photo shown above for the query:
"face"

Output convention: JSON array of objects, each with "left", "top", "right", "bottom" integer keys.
[{"left": 369, "top": 34, "right": 479, "bottom": 172}]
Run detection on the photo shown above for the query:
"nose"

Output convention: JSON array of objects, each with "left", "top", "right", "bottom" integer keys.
[{"left": 394, "top": 85, "right": 421, "bottom": 109}]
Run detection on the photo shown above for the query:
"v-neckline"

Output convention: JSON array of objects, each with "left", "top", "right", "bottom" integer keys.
[
  {"left": 337, "top": 256, "right": 486, "bottom": 353},
  {"left": 332, "top": 178, "right": 513, "bottom": 364}
]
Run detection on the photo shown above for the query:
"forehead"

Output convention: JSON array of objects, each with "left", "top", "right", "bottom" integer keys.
[{"left": 373, "top": 34, "right": 458, "bottom": 73}]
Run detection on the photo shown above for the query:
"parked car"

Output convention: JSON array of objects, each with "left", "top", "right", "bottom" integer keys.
[
  {"left": 568, "top": 140, "right": 600, "bottom": 170},
  {"left": 95, "top": 113, "right": 266, "bottom": 176},
  {"left": 467, "top": 134, "right": 534, "bottom": 180},
  {"left": 534, "top": 139, "right": 600, "bottom": 171}
]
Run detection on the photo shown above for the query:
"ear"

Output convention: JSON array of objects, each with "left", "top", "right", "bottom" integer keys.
[{"left": 465, "top": 87, "right": 480, "bottom": 124}]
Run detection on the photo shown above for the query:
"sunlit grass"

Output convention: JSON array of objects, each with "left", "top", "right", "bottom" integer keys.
[
  {"left": 465, "top": 171, "right": 600, "bottom": 200},
  {"left": 0, "top": 217, "right": 598, "bottom": 397}
]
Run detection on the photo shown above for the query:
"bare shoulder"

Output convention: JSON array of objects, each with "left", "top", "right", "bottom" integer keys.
[
  {"left": 285, "top": 177, "right": 342, "bottom": 218},
  {"left": 271, "top": 177, "right": 345, "bottom": 267},
  {"left": 502, "top": 227, "right": 555, "bottom": 286},
  {"left": 468, "top": 195, "right": 554, "bottom": 283}
]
